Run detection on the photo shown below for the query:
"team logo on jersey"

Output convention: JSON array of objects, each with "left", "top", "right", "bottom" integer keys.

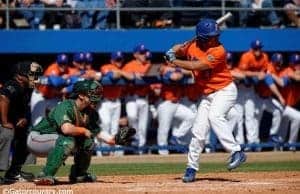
[
  {"left": 207, "top": 55, "right": 215, "bottom": 62},
  {"left": 63, "top": 114, "right": 71, "bottom": 122}
]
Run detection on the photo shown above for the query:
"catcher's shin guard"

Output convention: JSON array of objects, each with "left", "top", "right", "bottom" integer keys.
[
  {"left": 69, "top": 138, "right": 95, "bottom": 183},
  {"left": 43, "top": 136, "right": 75, "bottom": 176}
]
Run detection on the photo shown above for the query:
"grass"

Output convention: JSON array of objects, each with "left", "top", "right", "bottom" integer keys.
[{"left": 18, "top": 161, "right": 300, "bottom": 177}]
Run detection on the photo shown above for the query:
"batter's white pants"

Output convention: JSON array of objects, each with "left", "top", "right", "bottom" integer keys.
[
  {"left": 97, "top": 98, "right": 122, "bottom": 156},
  {"left": 187, "top": 82, "right": 241, "bottom": 170},
  {"left": 126, "top": 95, "right": 149, "bottom": 147},
  {"left": 278, "top": 106, "right": 300, "bottom": 144},
  {"left": 30, "top": 90, "right": 60, "bottom": 126},
  {"left": 157, "top": 100, "right": 196, "bottom": 155}
]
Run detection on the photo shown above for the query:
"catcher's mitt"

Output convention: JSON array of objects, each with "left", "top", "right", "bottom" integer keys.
[{"left": 115, "top": 126, "right": 136, "bottom": 146}]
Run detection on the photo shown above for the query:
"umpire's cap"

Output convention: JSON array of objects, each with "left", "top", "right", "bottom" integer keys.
[{"left": 70, "top": 80, "right": 103, "bottom": 103}]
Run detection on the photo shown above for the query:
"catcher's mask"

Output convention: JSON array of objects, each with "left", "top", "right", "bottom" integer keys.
[{"left": 71, "top": 80, "right": 103, "bottom": 104}]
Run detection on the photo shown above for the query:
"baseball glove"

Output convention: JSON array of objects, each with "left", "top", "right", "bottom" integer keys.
[{"left": 115, "top": 126, "right": 136, "bottom": 146}]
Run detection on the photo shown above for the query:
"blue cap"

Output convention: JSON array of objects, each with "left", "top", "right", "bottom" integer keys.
[
  {"left": 133, "top": 44, "right": 147, "bottom": 54},
  {"left": 111, "top": 51, "right": 124, "bottom": 60},
  {"left": 146, "top": 50, "right": 152, "bottom": 60},
  {"left": 271, "top": 53, "right": 283, "bottom": 64},
  {"left": 85, "top": 52, "right": 93, "bottom": 63},
  {"left": 226, "top": 52, "right": 233, "bottom": 62},
  {"left": 73, "top": 52, "right": 85, "bottom": 63},
  {"left": 56, "top": 54, "right": 68, "bottom": 65},
  {"left": 289, "top": 53, "right": 300, "bottom": 65},
  {"left": 251, "top": 40, "right": 263, "bottom": 50}
]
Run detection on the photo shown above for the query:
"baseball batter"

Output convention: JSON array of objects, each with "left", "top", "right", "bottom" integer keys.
[
  {"left": 165, "top": 18, "right": 246, "bottom": 182},
  {"left": 27, "top": 80, "right": 135, "bottom": 185}
]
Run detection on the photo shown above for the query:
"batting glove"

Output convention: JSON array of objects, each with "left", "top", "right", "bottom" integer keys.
[{"left": 164, "top": 49, "right": 176, "bottom": 62}]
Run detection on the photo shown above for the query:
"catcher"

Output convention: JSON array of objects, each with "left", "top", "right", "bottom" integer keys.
[{"left": 26, "top": 80, "right": 136, "bottom": 185}]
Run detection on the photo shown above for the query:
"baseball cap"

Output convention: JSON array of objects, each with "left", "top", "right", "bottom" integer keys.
[
  {"left": 145, "top": 50, "right": 152, "bottom": 60},
  {"left": 271, "top": 53, "right": 283, "bottom": 64},
  {"left": 251, "top": 40, "right": 263, "bottom": 50},
  {"left": 289, "top": 53, "right": 300, "bottom": 65},
  {"left": 111, "top": 51, "right": 124, "bottom": 61},
  {"left": 73, "top": 52, "right": 85, "bottom": 63},
  {"left": 133, "top": 44, "right": 147, "bottom": 54},
  {"left": 56, "top": 54, "right": 68, "bottom": 65},
  {"left": 85, "top": 52, "right": 94, "bottom": 64},
  {"left": 226, "top": 52, "right": 233, "bottom": 62}
]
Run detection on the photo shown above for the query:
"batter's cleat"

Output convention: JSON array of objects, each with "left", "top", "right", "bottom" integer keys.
[
  {"left": 227, "top": 151, "right": 247, "bottom": 171},
  {"left": 4, "top": 171, "right": 35, "bottom": 183},
  {"left": 69, "top": 172, "right": 97, "bottom": 183},
  {"left": 182, "top": 168, "right": 196, "bottom": 183}
]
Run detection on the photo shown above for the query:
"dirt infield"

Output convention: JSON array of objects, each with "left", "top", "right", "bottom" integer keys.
[
  {"left": 1, "top": 152, "right": 300, "bottom": 194},
  {"left": 1, "top": 172, "right": 300, "bottom": 194}
]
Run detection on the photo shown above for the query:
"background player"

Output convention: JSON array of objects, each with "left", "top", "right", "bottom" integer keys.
[
  {"left": 165, "top": 18, "right": 246, "bottom": 182},
  {"left": 122, "top": 44, "right": 151, "bottom": 152},
  {"left": 97, "top": 51, "right": 132, "bottom": 156}
]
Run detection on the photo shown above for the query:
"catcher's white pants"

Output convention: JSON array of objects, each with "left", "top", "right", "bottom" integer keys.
[
  {"left": 157, "top": 100, "right": 196, "bottom": 155},
  {"left": 126, "top": 95, "right": 149, "bottom": 147},
  {"left": 279, "top": 106, "right": 300, "bottom": 144},
  {"left": 187, "top": 82, "right": 241, "bottom": 170},
  {"left": 30, "top": 90, "right": 60, "bottom": 126}
]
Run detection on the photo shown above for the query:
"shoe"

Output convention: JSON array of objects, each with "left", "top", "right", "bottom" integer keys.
[
  {"left": 4, "top": 171, "right": 35, "bottom": 183},
  {"left": 69, "top": 172, "right": 97, "bottom": 183},
  {"left": 227, "top": 151, "right": 247, "bottom": 171},
  {"left": 34, "top": 172, "right": 56, "bottom": 185},
  {"left": 289, "top": 146, "right": 296, "bottom": 152},
  {"left": 169, "top": 136, "right": 180, "bottom": 146},
  {"left": 182, "top": 168, "right": 196, "bottom": 183},
  {"left": 269, "top": 135, "right": 283, "bottom": 144}
]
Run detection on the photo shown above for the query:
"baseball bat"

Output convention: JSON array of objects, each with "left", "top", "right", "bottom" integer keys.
[{"left": 181, "top": 12, "right": 233, "bottom": 48}]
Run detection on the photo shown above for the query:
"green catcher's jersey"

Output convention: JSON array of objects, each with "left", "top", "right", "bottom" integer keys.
[{"left": 31, "top": 99, "right": 101, "bottom": 136}]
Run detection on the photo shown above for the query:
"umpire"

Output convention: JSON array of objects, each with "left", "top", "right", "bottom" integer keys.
[{"left": 0, "top": 61, "right": 42, "bottom": 183}]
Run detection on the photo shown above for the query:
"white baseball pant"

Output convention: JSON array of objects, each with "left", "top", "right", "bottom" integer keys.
[
  {"left": 278, "top": 106, "right": 300, "bottom": 144},
  {"left": 187, "top": 82, "right": 241, "bottom": 171},
  {"left": 126, "top": 95, "right": 149, "bottom": 148},
  {"left": 157, "top": 100, "right": 196, "bottom": 155},
  {"left": 30, "top": 90, "right": 60, "bottom": 126},
  {"left": 97, "top": 98, "right": 122, "bottom": 155}
]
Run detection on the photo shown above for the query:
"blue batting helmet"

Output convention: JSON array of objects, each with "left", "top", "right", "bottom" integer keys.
[
  {"left": 289, "top": 53, "right": 300, "bottom": 65},
  {"left": 196, "top": 19, "right": 220, "bottom": 41},
  {"left": 271, "top": 53, "right": 283, "bottom": 64}
]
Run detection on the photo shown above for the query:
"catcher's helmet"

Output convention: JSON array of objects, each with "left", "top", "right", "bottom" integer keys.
[
  {"left": 271, "top": 53, "right": 283, "bottom": 65},
  {"left": 71, "top": 80, "right": 103, "bottom": 103},
  {"left": 289, "top": 53, "right": 300, "bottom": 65},
  {"left": 196, "top": 18, "right": 220, "bottom": 42}
]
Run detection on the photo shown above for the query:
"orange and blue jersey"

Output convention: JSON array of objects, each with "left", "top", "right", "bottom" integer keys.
[
  {"left": 122, "top": 59, "right": 151, "bottom": 97},
  {"left": 183, "top": 42, "right": 232, "bottom": 95},
  {"left": 100, "top": 63, "right": 123, "bottom": 100}
]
